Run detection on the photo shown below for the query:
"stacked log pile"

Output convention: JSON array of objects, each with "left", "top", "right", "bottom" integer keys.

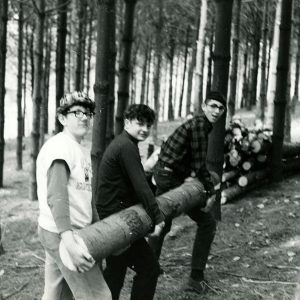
[{"left": 221, "top": 121, "right": 300, "bottom": 204}]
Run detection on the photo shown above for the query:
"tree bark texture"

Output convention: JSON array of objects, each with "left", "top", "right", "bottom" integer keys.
[
  {"left": 271, "top": 0, "right": 293, "bottom": 181},
  {"left": 152, "top": 0, "right": 163, "bottom": 141},
  {"left": 30, "top": 0, "right": 45, "bottom": 201},
  {"left": 0, "top": 0, "right": 8, "bottom": 187},
  {"left": 92, "top": 0, "right": 113, "bottom": 202},
  {"left": 206, "top": 0, "right": 233, "bottom": 220},
  {"left": 115, "top": 0, "right": 137, "bottom": 135},
  {"left": 17, "top": 2, "right": 24, "bottom": 170},
  {"left": 167, "top": 35, "right": 175, "bottom": 121},
  {"left": 265, "top": 0, "right": 282, "bottom": 128},
  {"left": 55, "top": 0, "right": 68, "bottom": 133},
  {"left": 75, "top": 0, "right": 87, "bottom": 90},
  {"left": 193, "top": 0, "right": 207, "bottom": 113},
  {"left": 257, "top": 0, "right": 269, "bottom": 122},
  {"left": 106, "top": 0, "right": 116, "bottom": 146},
  {"left": 186, "top": 0, "right": 201, "bottom": 115},
  {"left": 178, "top": 26, "right": 189, "bottom": 117},
  {"left": 228, "top": 0, "right": 241, "bottom": 119}
]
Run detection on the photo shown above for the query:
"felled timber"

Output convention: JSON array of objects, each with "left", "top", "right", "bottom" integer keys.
[
  {"left": 282, "top": 143, "right": 300, "bottom": 159},
  {"left": 60, "top": 176, "right": 219, "bottom": 267},
  {"left": 221, "top": 169, "right": 269, "bottom": 204}
]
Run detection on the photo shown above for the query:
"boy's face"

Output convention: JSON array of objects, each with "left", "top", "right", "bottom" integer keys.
[
  {"left": 124, "top": 118, "right": 152, "bottom": 141},
  {"left": 58, "top": 105, "right": 92, "bottom": 141},
  {"left": 202, "top": 99, "right": 225, "bottom": 123}
]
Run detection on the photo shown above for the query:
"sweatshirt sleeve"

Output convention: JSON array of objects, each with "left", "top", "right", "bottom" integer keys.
[
  {"left": 47, "top": 159, "right": 72, "bottom": 234},
  {"left": 120, "top": 141, "right": 164, "bottom": 225}
]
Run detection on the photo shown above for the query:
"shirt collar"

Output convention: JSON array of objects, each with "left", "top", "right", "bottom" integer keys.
[{"left": 122, "top": 130, "right": 138, "bottom": 144}]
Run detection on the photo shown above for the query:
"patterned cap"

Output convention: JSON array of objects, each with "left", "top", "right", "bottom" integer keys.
[{"left": 57, "top": 91, "right": 95, "bottom": 113}]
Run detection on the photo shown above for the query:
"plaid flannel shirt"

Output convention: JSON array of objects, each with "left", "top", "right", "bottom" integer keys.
[{"left": 158, "top": 110, "right": 214, "bottom": 191}]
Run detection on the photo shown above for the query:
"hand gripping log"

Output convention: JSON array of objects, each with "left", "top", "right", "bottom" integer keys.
[{"left": 60, "top": 174, "right": 219, "bottom": 270}]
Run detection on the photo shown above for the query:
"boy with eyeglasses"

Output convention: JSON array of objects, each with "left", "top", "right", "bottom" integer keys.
[
  {"left": 148, "top": 91, "right": 226, "bottom": 295},
  {"left": 37, "top": 91, "right": 111, "bottom": 300},
  {"left": 95, "top": 104, "right": 165, "bottom": 300}
]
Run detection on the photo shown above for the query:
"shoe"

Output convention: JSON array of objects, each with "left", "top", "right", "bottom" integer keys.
[{"left": 186, "top": 277, "right": 216, "bottom": 294}]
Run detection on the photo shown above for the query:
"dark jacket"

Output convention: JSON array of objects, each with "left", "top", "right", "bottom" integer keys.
[{"left": 96, "top": 131, "right": 164, "bottom": 225}]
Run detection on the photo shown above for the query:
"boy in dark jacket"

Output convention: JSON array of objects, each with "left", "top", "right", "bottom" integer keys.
[{"left": 96, "top": 104, "right": 165, "bottom": 300}]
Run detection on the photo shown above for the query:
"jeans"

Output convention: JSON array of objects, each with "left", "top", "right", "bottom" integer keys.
[
  {"left": 38, "top": 226, "right": 111, "bottom": 300},
  {"left": 104, "top": 238, "right": 160, "bottom": 300},
  {"left": 148, "top": 165, "right": 217, "bottom": 271}
]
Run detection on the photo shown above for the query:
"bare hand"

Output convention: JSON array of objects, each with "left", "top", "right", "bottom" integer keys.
[
  {"left": 201, "top": 194, "right": 216, "bottom": 213},
  {"left": 61, "top": 230, "right": 95, "bottom": 273},
  {"left": 148, "top": 221, "right": 165, "bottom": 237}
]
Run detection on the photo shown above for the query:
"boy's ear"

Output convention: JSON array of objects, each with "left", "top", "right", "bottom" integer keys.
[
  {"left": 124, "top": 118, "right": 130, "bottom": 129},
  {"left": 57, "top": 113, "right": 66, "bottom": 126}
]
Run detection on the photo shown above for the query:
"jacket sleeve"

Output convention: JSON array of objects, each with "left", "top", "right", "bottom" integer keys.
[{"left": 120, "top": 142, "right": 164, "bottom": 225}]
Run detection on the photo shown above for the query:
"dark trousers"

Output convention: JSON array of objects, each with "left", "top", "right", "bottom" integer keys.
[
  {"left": 104, "top": 238, "right": 160, "bottom": 300},
  {"left": 148, "top": 166, "right": 217, "bottom": 271}
]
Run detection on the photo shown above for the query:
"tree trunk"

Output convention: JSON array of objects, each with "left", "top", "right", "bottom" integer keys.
[
  {"left": 292, "top": 4, "right": 300, "bottom": 113},
  {"left": 106, "top": 0, "right": 117, "bottom": 146},
  {"left": 75, "top": 0, "right": 86, "bottom": 90},
  {"left": 206, "top": 0, "right": 233, "bottom": 220},
  {"left": 55, "top": 0, "right": 68, "bottom": 133},
  {"left": 241, "top": 36, "right": 249, "bottom": 108},
  {"left": 193, "top": 0, "right": 208, "bottom": 113},
  {"left": 17, "top": 2, "right": 24, "bottom": 171},
  {"left": 186, "top": 0, "right": 201, "bottom": 115},
  {"left": 178, "top": 26, "right": 189, "bottom": 117},
  {"left": 167, "top": 35, "right": 175, "bottom": 121},
  {"left": 265, "top": 0, "right": 282, "bottom": 128},
  {"left": 145, "top": 45, "right": 152, "bottom": 106},
  {"left": 152, "top": 0, "right": 163, "bottom": 141},
  {"left": 23, "top": 24, "right": 29, "bottom": 137},
  {"left": 270, "top": 0, "right": 293, "bottom": 181},
  {"left": 257, "top": 0, "right": 269, "bottom": 122},
  {"left": 40, "top": 21, "right": 51, "bottom": 148},
  {"left": 140, "top": 37, "right": 150, "bottom": 105},
  {"left": 206, "top": 15, "right": 215, "bottom": 97},
  {"left": 43, "top": 24, "right": 51, "bottom": 135},
  {"left": 0, "top": 0, "right": 8, "bottom": 187},
  {"left": 30, "top": 0, "right": 45, "bottom": 201},
  {"left": 249, "top": 22, "right": 261, "bottom": 108},
  {"left": 80, "top": 2, "right": 87, "bottom": 91},
  {"left": 92, "top": 0, "right": 112, "bottom": 201},
  {"left": 228, "top": 0, "right": 241, "bottom": 120},
  {"left": 130, "top": 41, "right": 139, "bottom": 105},
  {"left": 115, "top": 0, "right": 137, "bottom": 135},
  {"left": 30, "top": 25, "right": 35, "bottom": 94},
  {"left": 86, "top": 6, "right": 94, "bottom": 96}
]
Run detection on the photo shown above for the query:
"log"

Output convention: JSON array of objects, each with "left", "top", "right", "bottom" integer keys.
[
  {"left": 60, "top": 176, "right": 219, "bottom": 269},
  {"left": 221, "top": 169, "right": 269, "bottom": 204},
  {"left": 222, "top": 170, "right": 239, "bottom": 182},
  {"left": 237, "top": 169, "right": 268, "bottom": 187},
  {"left": 282, "top": 143, "right": 300, "bottom": 159}
]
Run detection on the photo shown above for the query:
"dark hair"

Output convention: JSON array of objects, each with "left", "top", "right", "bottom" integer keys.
[
  {"left": 205, "top": 91, "right": 226, "bottom": 107},
  {"left": 57, "top": 91, "right": 95, "bottom": 115},
  {"left": 124, "top": 104, "right": 156, "bottom": 125}
]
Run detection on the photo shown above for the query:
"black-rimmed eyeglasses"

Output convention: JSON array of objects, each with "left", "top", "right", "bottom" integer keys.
[{"left": 67, "top": 110, "right": 94, "bottom": 120}]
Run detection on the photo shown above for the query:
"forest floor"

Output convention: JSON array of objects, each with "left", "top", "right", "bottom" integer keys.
[{"left": 0, "top": 108, "right": 300, "bottom": 300}]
